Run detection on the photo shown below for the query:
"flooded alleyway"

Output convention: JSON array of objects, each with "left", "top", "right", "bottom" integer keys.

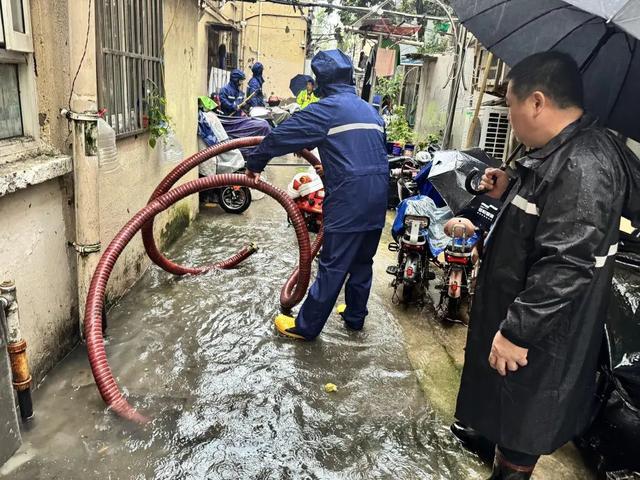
[{"left": 1, "top": 162, "right": 486, "bottom": 479}]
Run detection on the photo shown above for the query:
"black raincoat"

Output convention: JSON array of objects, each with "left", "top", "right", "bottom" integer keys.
[{"left": 455, "top": 114, "right": 640, "bottom": 455}]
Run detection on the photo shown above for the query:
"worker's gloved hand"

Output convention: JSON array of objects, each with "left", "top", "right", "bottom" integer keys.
[{"left": 245, "top": 169, "right": 261, "bottom": 185}]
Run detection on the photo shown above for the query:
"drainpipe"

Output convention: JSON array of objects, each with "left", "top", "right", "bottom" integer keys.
[
  {"left": 65, "top": 0, "right": 101, "bottom": 337},
  {"left": 0, "top": 281, "right": 33, "bottom": 421},
  {"left": 62, "top": 109, "right": 101, "bottom": 337},
  {"left": 257, "top": 1, "right": 263, "bottom": 61},
  {"left": 240, "top": 2, "right": 246, "bottom": 68}
]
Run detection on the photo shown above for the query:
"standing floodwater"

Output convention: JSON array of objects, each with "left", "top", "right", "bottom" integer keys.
[{"left": 2, "top": 164, "right": 484, "bottom": 480}]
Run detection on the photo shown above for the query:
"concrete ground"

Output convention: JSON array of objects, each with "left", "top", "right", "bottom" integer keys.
[{"left": 0, "top": 158, "right": 595, "bottom": 479}]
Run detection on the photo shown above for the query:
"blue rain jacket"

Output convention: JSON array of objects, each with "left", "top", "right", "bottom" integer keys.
[
  {"left": 248, "top": 50, "right": 389, "bottom": 233},
  {"left": 219, "top": 69, "right": 246, "bottom": 116},
  {"left": 247, "top": 63, "right": 265, "bottom": 108}
]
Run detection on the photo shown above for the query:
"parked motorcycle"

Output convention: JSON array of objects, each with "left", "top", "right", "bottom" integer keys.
[
  {"left": 200, "top": 175, "right": 252, "bottom": 214},
  {"left": 387, "top": 206, "right": 436, "bottom": 304},
  {"left": 437, "top": 217, "right": 479, "bottom": 323},
  {"left": 388, "top": 157, "right": 423, "bottom": 208}
]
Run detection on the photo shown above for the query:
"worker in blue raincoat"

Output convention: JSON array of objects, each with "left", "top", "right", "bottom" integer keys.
[
  {"left": 246, "top": 62, "right": 266, "bottom": 108},
  {"left": 219, "top": 69, "right": 246, "bottom": 116},
  {"left": 245, "top": 49, "right": 389, "bottom": 340}
]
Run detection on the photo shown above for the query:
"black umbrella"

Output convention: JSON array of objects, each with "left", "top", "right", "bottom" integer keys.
[
  {"left": 450, "top": 0, "right": 640, "bottom": 142},
  {"left": 289, "top": 74, "right": 313, "bottom": 96},
  {"left": 427, "top": 149, "right": 502, "bottom": 228}
]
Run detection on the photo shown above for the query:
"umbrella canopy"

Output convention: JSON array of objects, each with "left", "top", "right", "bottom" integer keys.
[
  {"left": 450, "top": 0, "right": 640, "bottom": 142},
  {"left": 427, "top": 149, "right": 501, "bottom": 217},
  {"left": 289, "top": 74, "right": 313, "bottom": 96}
]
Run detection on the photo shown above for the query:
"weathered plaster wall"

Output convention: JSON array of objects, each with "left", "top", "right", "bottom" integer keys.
[
  {"left": 0, "top": 179, "right": 77, "bottom": 380},
  {"left": 223, "top": 2, "right": 307, "bottom": 99},
  {"left": 414, "top": 49, "right": 476, "bottom": 148},
  {"left": 30, "top": 0, "right": 72, "bottom": 152},
  {"left": 0, "top": 0, "right": 202, "bottom": 382}
]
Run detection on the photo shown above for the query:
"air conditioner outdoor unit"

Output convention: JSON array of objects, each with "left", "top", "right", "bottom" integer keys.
[{"left": 477, "top": 106, "right": 511, "bottom": 161}]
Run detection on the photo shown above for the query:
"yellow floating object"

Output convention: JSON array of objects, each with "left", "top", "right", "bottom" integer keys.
[{"left": 324, "top": 383, "right": 338, "bottom": 393}]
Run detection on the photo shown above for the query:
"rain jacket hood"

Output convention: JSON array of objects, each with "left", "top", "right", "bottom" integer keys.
[
  {"left": 456, "top": 113, "right": 640, "bottom": 455},
  {"left": 311, "top": 49, "right": 356, "bottom": 97},
  {"left": 247, "top": 63, "right": 265, "bottom": 108},
  {"left": 230, "top": 69, "right": 245, "bottom": 86},
  {"left": 251, "top": 62, "right": 264, "bottom": 81}
]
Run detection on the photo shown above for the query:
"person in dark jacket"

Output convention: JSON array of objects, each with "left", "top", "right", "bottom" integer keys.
[
  {"left": 453, "top": 51, "right": 640, "bottom": 479},
  {"left": 219, "top": 69, "right": 246, "bottom": 116},
  {"left": 246, "top": 62, "right": 265, "bottom": 108},
  {"left": 245, "top": 49, "right": 388, "bottom": 340}
]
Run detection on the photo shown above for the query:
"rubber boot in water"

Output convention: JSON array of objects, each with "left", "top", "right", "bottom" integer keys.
[{"left": 487, "top": 450, "right": 535, "bottom": 480}]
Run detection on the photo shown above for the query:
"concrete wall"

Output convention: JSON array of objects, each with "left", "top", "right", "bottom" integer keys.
[
  {"left": 414, "top": 48, "right": 477, "bottom": 149},
  {"left": 0, "top": 0, "right": 203, "bottom": 382},
  {"left": 0, "top": 179, "right": 77, "bottom": 378},
  {"left": 223, "top": 2, "right": 307, "bottom": 99}
]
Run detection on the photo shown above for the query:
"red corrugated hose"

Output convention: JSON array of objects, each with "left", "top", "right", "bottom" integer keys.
[{"left": 86, "top": 136, "right": 324, "bottom": 423}]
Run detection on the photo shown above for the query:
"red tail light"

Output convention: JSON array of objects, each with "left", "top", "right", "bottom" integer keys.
[{"left": 445, "top": 254, "right": 470, "bottom": 265}]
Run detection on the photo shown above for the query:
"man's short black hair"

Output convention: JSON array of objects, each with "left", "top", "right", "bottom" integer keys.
[{"left": 506, "top": 51, "right": 584, "bottom": 109}]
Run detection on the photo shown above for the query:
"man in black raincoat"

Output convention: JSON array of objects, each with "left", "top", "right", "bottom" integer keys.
[{"left": 454, "top": 52, "right": 640, "bottom": 479}]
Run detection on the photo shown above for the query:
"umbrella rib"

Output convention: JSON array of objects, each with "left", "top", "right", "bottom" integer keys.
[
  {"left": 578, "top": 28, "right": 615, "bottom": 72},
  {"left": 604, "top": 36, "right": 637, "bottom": 123},
  {"left": 548, "top": 15, "right": 601, "bottom": 51},
  {"left": 485, "top": 5, "right": 577, "bottom": 51},
  {"left": 459, "top": 0, "right": 512, "bottom": 23}
]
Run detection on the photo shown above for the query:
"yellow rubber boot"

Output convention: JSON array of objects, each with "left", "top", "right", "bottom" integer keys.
[
  {"left": 336, "top": 304, "right": 347, "bottom": 317},
  {"left": 274, "top": 314, "right": 307, "bottom": 340}
]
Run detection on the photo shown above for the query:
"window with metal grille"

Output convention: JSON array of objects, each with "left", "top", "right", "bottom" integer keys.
[
  {"left": 96, "top": 0, "right": 164, "bottom": 138},
  {"left": 479, "top": 109, "right": 510, "bottom": 160}
]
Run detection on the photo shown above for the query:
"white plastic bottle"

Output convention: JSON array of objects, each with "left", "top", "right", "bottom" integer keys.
[{"left": 97, "top": 118, "right": 120, "bottom": 174}]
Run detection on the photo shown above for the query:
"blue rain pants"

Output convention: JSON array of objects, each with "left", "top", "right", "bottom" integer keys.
[{"left": 295, "top": 229, "right": 382, "bottom": 339}]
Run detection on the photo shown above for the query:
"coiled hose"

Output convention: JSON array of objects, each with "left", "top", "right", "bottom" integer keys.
[
  {"left": 85, "top": 174, "right": 313, "bottom": 423},
  {"left": 141, "top": 136, "right": 322, "bottom": 309}
]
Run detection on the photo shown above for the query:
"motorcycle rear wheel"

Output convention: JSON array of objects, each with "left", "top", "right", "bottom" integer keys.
[{"left": 219, "top": 186, "right": 252, "bottom": 214}]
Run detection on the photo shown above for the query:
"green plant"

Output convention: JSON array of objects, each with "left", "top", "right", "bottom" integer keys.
[
  {"left": 386, "top": 105, "right": 414, "bottom": 145},
  {"left": 418, "top": 23, "right": 450, "bottom": 56},
  {"left": 146, "top": 84, "right": 172, "bottom": 148},
  {"left": 416, "top": 131, "right": 443, "bottom": 150},
  {"left": 376, "top": 72, "right": 404, "bottom": 104}
]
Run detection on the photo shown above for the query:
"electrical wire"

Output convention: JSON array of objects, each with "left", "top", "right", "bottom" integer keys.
[{"left": 68, "top": 0, "right": 93, "bottom": 109}]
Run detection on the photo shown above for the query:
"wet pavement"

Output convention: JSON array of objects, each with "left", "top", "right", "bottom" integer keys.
[{"left": 1, "top": 161, "right": 487, "bottom": 480}]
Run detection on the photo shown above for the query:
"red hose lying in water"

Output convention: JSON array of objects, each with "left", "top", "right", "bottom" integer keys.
[
  {"left": 141, "top": 136, "right": 321, "bottom": 310},
  {"left": 280, "top": 228, "right": 324, "bottom": 311},
  {"left": 85, "top": 174, "right": 312, "bottom": 423}
]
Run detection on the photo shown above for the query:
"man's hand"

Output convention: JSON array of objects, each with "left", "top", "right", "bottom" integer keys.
[
  {"left": 481, "top": 168, "right": 510, "bottom": 200},
  {"left": 245, "top": 169, "right": 261, "bottom": 185},
  {"left": 314, "top": 164, "right": 324, "bottom": 176},
  {"left": 488, "top": 331, "right": 528, "bottom": 376}
]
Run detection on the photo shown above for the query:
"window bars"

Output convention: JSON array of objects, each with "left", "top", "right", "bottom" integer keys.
[{"left": 96, "top": 0, "right": 164, "bottom": 138}]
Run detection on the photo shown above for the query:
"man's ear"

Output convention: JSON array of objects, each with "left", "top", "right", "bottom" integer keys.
[{"left": 531, "top": 91, "right": 546, "bottom": 117}]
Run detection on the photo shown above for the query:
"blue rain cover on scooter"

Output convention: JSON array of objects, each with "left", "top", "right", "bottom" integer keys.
[
  {"left": 415, "top": 163, "right": 446, "bottom": 207},
  {"left": 392, "top": 195, "right": 479, "bottom": 257},
  {"left": 197, "top": 111, "right": 218, "bottom": 147}
]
